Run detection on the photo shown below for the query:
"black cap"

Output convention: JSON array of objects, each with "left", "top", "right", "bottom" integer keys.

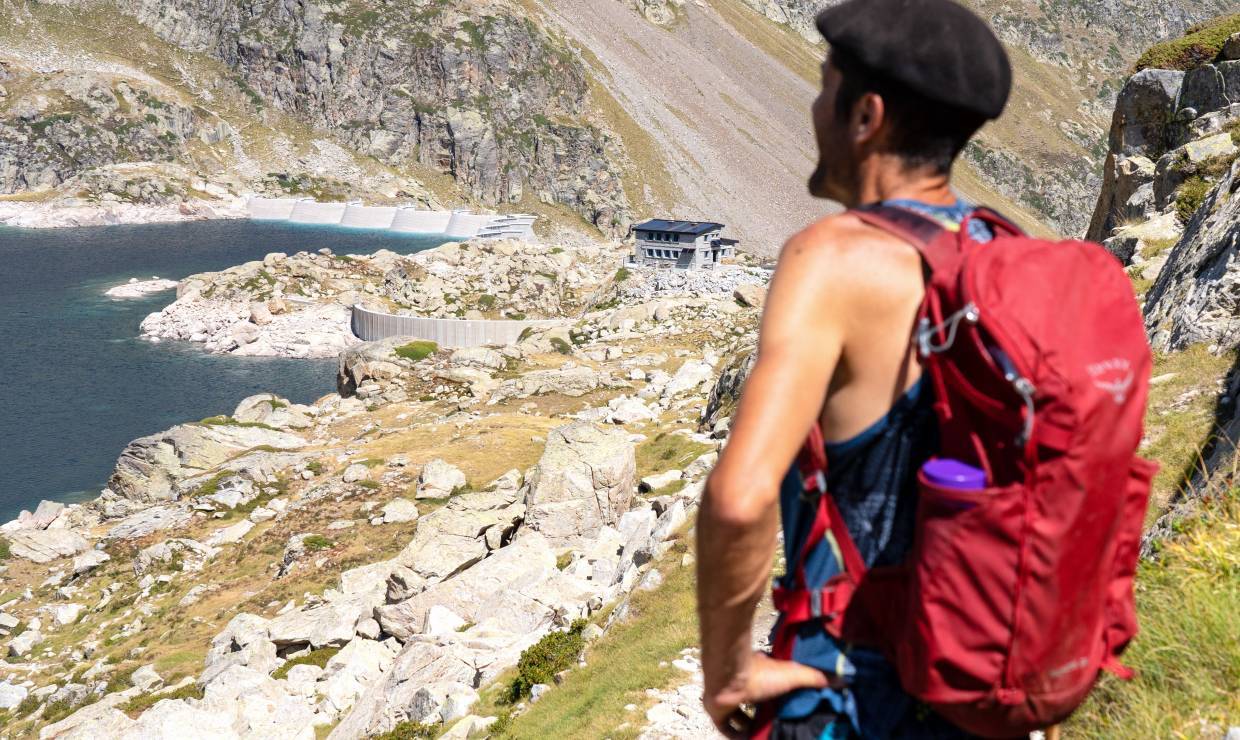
[{"left": 816, "top": 0, "right": 1012, "bottom": 120}]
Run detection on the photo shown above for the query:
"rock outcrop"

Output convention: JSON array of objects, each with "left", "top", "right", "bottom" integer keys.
[
  {"left": 103, "top": 0, "right": 631, "bottom": 232},
  {"left": 522, "top": 422, "right": 637, "bottom": 546},
  {"left": 1144, "top": 159, "right": 1240, "bottom": 352}
]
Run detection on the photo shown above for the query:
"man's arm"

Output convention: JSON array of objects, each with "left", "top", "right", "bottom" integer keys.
[{"left": 698, "top": 221, "right": 855, "bottom": 734}]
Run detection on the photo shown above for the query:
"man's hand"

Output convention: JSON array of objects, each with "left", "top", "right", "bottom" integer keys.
[{"left": 704, "top": 652, "right": 837, "bottom": 738}]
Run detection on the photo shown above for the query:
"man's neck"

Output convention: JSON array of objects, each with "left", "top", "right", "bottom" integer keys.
[{"left": 850, "top": 158, "right": 955, "bottom": 208}]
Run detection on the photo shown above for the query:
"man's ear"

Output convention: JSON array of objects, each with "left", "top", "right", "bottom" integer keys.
[{"left": 852, "top": 92, "right": 885, "bottom": 146}]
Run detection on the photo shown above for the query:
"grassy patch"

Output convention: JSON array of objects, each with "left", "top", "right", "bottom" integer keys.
[
  {"left": 272, "top": 646, "right": 341, "bottom": 680},
  {"left": 549, "top": 337, "right": 572, "bottom": 355},
  {"left": 491, "top": 541, "right": 697, "bottom": 738},
  {"left": 0, "top": 537, "right": 9, "bottom": 560},
  {"left": 636, "top": 432, "right": 713, "bottom": 479},
  {"left": 1175, "top": 177, "right": 1212, "bottom": 224},
  {"left": 121, "top": 683, "right": 204, "bottom": 716},
  {"left": 1142, "top": 345, "right": 1238, "bottom": 509},
  {"left": 372, "top": 722, "right": 440, "bottom": 740},
  {"left": 1069, "top": 491, "right": 1239, "bottom": 736},
  {"left": 198, "top": 415, "right": 279, "bottom": 432},
  {"left": 104, "top": 665, "right": 138, "bottom": 694},
  {"left": 614, "top": 267, "right": 631, "bottom": 282},
  {"left": 394, "top": 341, "right": 438, "bottom": 362},
  {"left": 1134, "top": 13, "right": 1240, "bottom": 72},
  {"left": 302, "top": 535, "right": 334, "bottom": 552}
]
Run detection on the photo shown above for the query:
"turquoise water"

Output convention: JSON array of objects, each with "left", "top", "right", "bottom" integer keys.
[{"left": 0, "top": 220, "right": 444, "bottom": 523}]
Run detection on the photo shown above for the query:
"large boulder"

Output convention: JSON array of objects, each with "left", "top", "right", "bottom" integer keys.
[
  {"left": 267, "top": 601, "right": 369, "bottom": 651},
  {"left": 315, "top": 638, "right": 397, "bottom": 714},
  {"left": 6, "top": 528, "right": 91, "bottom": 563},
  {"left": 202, "top": 613, "right": 279, "bottom": 685},
  {"left": 327, "top": 642, "right": 479, "bottom": 739},
  {"left": 377, "top": 532, "right": 559, "bottom": 640},
  {"left": 416, "top": 459, "right": 467, "bottom": 499},
  {"left": 107, "top": 423, "right": 304, "bottom": 503},
  {"left": 233, "top": 394, "right": 313, "bottom": 430},
  {"left": 1109, "top": 69, "right": 1184, "bottom": 159},
  {"left": 337, "top": 337, "right": 419, "bottom": 397},
  {"left": 521, "top": 422, "right": 636, "bottom": 546},
  {"left": 388, "top": 488, "right": 526, "bottom": 596}
]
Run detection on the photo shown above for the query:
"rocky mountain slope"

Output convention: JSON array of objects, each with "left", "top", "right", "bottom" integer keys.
[
  {"left": 0, "top": 233, "right": 770, "bottom": 738},
  {"left": 683, "top": 0, "right": 1236, "bottom": 239}
]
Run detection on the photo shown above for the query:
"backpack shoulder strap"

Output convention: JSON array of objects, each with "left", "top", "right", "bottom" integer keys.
[{"left": 850, "top": 203, "right": 957, "bottom": 273}]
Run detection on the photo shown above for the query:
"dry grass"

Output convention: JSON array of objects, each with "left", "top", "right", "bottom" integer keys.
[
  {"left": 1141, "top": 345, "right": 1237, "bottom": 517},
  {"left": 1069, "top": 486, "right": 1239, "bottom": 737}
]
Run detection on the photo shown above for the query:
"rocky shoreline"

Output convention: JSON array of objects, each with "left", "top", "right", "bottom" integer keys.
[
  {"left": 0, "top": 234, "right": 767, "bottom": 738},
  {"left": 0, "top": 198, "right": 248, "bottom": 230}
]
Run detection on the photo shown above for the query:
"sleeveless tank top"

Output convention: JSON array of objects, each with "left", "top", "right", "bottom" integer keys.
[{"left": 772, "top": 199, "right": 993, "bottom": 737}]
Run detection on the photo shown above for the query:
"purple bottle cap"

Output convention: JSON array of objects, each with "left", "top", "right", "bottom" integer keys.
[{"left": 922, "top": 458, "right": 986, "bottom": 490}]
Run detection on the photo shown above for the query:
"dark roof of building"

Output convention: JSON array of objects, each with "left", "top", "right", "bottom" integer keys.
[
  {"left": 714, "top": 238, "right": 740, "bottom": 246},
  {"left": 634, "top": 219, "right": 724, "bottom": 235}
]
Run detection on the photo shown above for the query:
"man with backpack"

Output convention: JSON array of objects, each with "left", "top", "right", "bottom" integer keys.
[{"left": 697, "top": 0, "right": 1153, "bottom": 738}]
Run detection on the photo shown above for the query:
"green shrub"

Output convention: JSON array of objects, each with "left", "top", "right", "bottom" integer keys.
[
  {"left": 14, "top": 694, "right": 39, "bottom": 717},
  {"left": 614, "top": 267, "right": 631, "bottom": 282},
  {"left": 303, "top": 535, "right": 333, "bottom": 551},
  {"left": 394, "top": 341, "right": 438, "bottom": 362},
  {"left": 0, "top": 537, "right": 9, "bottom": 560},
  {"left": 121, "top": 683, "right": 204, "bottom": 715},
  {"left": 1134, "top": 13, "right": 1240, "bottom": 72},
  {"left": 507, "top": 312, "right": 527, "bottom": 321},
  {"left": 272, "top": 646, "right": 341, "bottom": 680},
  {"left": 1175, "top": 177, "right": 1212, "bottom": 224},
  {"left": 305, "top": 460, "right": 324, "bottom": 475},
  {"left": 549, "top": 247, "right": 564, "bottom": 254},
  {"left": 518, "top": 326, "right": 535, "bottom": 342},
  {"left": 356, "top": 479, "right": 380, "bottom": 490},
  {"left": 549, "top": 337, "right": 572, "bottom": 355},
  {"left": 477, "top": 294, "right": 497, "bottom": 309},
  {"left": 507, "top": 619, "right": 587, "bottom": 701},
  {"left": 105, "top": 666, "right": 138, "bottom": 694},
  {"left": 372, "top": 721, "right": 439, "bottom": 740},
  {"left": 555, "top": 552, "right": 574, "bottom": 571}
]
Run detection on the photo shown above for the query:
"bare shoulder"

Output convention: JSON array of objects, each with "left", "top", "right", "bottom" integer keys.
[{"left": 775, "top": 212, "right": 922, "bottom": 291}]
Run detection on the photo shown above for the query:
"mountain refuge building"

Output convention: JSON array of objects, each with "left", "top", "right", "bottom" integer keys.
[{"left": 631, "top": 219, "right": 739, "bottom": 269}]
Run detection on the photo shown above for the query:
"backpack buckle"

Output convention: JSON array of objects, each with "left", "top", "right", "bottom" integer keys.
[
  {"left": 809, "top": 589, "right": 823, "bottom": 619},
  {"left": 917, "top": 303, "right": 979, "bottom": 357}
]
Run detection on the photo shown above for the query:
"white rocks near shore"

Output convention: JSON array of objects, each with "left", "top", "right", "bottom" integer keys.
[
  {"left": 105, "top": 278, "right": 179, "bottom": 299},
  {"left": 0, "top": 197, "right": 248, "bottom": 230},
  {"left": 140, "top": 298, "right": 358, "bottom": 359}
]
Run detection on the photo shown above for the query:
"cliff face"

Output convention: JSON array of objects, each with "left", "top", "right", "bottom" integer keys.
[
  {"left": 108, "top": 0, "right": 630, "bottom": 233},
  {"left": 728, "top": 0, "right": 1234, "bottom": 238},
  {"left": 0, "top": 61, "right": 197, "bottom": 198}
]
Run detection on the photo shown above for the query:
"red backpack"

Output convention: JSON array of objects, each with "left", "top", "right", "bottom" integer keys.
[{"left": 764, "top": 205, "right": 1156, "bottom": 738}]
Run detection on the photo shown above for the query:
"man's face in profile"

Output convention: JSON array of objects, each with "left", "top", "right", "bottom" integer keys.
[{"left": 808, "top": 57, "right": 854, "bottom": 203}]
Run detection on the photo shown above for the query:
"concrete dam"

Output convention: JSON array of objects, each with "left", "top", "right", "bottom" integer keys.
[{"left": 247, "top": 198, "right": 537, "bottom": 240}]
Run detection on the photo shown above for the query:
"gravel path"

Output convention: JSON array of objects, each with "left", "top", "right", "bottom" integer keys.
[{"left": 539, "top": 0, "right": 835, "bottom": 257}]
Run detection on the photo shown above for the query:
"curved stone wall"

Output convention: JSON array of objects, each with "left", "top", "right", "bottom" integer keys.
[{"left": 351, "top": 304, "right": 561, "bottom": 348}]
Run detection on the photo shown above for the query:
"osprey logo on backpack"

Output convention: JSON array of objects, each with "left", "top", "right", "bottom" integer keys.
[
  {"left": 760, "top": 204, "right": 1157, "bottom": 740},
  {"left": 1089, "top": 357, "right": 1135, "bottom": 404}
]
